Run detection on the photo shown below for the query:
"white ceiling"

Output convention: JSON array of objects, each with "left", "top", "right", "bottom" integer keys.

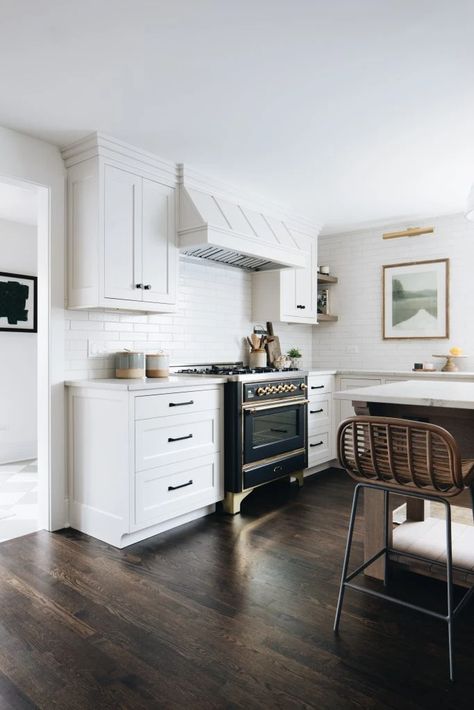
[
  {"left": 0, "top": 182, "right": 38, "bottom": 225},
  {"left": 0, "top": 0, "right": 473, "bottom": 233}
]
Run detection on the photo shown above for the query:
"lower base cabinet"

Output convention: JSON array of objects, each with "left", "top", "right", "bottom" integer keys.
[
  {"left": 134, "top": 454, "right": 220, "bottom": 528},
  {"left": 68, "top": 383, "right": 224, "bottom": 548},
  {"left": 306, "top": 373, "right": 336, "bottom": 470}
]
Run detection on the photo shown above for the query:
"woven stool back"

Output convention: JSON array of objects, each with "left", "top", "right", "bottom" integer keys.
[{"left": 338, "top": 416, "right": 463, "bottom": 497}]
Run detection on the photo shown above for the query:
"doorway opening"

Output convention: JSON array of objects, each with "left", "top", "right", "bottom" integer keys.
[{"left": 0, "top": 178, "right": 49, "bottom": 541}]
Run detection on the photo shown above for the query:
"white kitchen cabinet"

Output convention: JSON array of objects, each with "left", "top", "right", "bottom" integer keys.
[
  {"left": 62, "top": 133, "right": 177, "bottom": 312},
  {"left": 305, "top": 373, "right": 335, "bottom": 469},
  {"left": 67, "top": 382, "right": 224, "bottom": 548},
  {"left": 337, "top": 377, "right": 383, "bottom": 423},
  {"left": 251, "top": 235, "right": 317, "bottom": 325}
]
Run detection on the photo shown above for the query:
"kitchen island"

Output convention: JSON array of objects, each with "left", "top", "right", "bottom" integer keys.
[{"left": 334, "top": 380, "right": 474, "bottom": 586}]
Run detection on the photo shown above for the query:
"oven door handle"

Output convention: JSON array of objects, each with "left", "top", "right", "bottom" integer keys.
[{"left": 244, "top": 399, "right": 309, "bottom": 414}]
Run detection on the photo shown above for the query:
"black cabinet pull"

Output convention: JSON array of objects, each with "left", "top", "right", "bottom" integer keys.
[
  {"left": 271, "top": 428, "right": 288, "bottom": 433},
  {"left": 168, "top": 434, "right": 193, "bottom": 443},
  {"left": 169, "top": 400, "right": 194, "bottom": 407},
  {"left": 135, "top": 283, "right": 143, "bottom": 289},
  {"left": 143, "top": 284, "right": 152, "bottom": 290},
  {"left": 310, "top": 441, "right": 324, "bottom": 447},
  {"left": 296, "top": 304, "right": 307, "bottom": 309},
  {"left": 310, "top": 408, "right": 324, "bottom": 414},
  {"left": 168, "top": 480, "right": 193, "bottom": 491},
  {"left": 311, "top": 385, "right": 324, "bottom": 389}
]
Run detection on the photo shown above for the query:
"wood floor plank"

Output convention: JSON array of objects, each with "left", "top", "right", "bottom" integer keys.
[{"left": 0, "top": 470, "right": 472, "bottom": 707}]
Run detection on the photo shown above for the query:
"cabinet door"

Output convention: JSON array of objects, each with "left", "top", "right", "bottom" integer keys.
[
  {"left": 338, "top": 378, "right": 382, "bottom": 421},
  {"left": 280, "top": 268, "right": 299, "bottom": 318},
  {"left": 141, "top": 178, "right": 176, "bottom": 305},
  {"left": 280, "top": 240, "right": 316, "bottom": 321},
  {"left": 104, "top": 165, "right": 142, "bottom": 301},
  {"left": 296, "top": 240, "right": 316, "bottom": 318}
]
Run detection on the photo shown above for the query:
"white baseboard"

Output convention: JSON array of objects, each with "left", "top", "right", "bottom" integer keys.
[{"left": 0, "top": 441, "right": 37, "bottom": 465}]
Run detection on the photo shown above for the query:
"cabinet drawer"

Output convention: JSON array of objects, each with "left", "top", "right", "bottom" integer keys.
[
  {"left": 307, "top": 374, "right": 334, "bottom": 394},
  {"left": 135, "top": 411, "right": 221, "bottom": 471},
  {"left": 308, "top": 393, "right": 331, "bottom": 429},
  {"left": 339, "top": 378, "right": 382, "bottom": 390},
  {"left": 134, "top": 454, "right": 222, "bottom": 527},
  {"left": 308, "top": 431, "right": 331, "bottom": 466},
  {"left": 135, "top": 388, "right": 221, "bottom": 420}
]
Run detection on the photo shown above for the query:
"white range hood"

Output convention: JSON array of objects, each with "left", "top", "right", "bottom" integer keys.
[{"left": 178, "top": 167, "right": 315, "bottom": 271}]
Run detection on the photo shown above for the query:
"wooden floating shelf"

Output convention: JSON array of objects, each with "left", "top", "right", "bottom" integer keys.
[
  {"left": 317, "top": 274, "right": 338, "bottom": 284},
  {"left": 317, "top": 314, "right": 338, "bottom": 322}
]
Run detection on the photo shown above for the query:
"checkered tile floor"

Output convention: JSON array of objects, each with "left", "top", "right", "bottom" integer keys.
[{"left": 0, "top": 460, "right": 39, "bottom": 542}]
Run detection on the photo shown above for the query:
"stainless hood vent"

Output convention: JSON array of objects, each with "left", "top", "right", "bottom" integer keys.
[
  {"left": 182, "top": 245, "right": 272, "bottom": 271},
  {"left": 177, "top": 167, "right": 316, "bottom": 271}
]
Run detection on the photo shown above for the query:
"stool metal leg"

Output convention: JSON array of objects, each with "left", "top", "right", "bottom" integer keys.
[
  {"left": 334, "top": 484, "right": 361, "bottom": 633},
  {"left": 444, "top": 501, "right": 454, "bottom": 682},
  {"left": 383, "top": 490, "right": 390, "bottom": 587}
]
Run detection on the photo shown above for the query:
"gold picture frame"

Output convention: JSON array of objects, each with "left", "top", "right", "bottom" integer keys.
[{"left": 382, "top": 258, "right": 449, "bottom": 340}]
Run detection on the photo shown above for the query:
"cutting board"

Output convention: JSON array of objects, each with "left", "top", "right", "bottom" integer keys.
[{"left": 266, "top": 336, "right": 281, "bottom": 366}]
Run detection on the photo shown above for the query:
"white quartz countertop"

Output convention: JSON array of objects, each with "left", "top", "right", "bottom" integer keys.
[
  {"left": 307, "top": 369, "right": 337, "bottom": 376},
  {"left": 65, "top": 376, "right": 228, "bottom": 390},
  {"left": 336, "top": 368, "right": 474, "bottom": 380},
  {"left": 335, "top": 380, "right": 474, "bottom": 410}
]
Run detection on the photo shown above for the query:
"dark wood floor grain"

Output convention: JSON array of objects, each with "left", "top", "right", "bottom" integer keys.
[{"left": 0, "top": 469, "right": 473, "bottom": 709}]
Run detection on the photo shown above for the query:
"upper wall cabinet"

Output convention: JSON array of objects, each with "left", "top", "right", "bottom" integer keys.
[
  {"left": 62, "top": 133, "right": 178, "bottom": 312},
  {"left": 252, "top": 234, "right": 318, "bottom": 325}
]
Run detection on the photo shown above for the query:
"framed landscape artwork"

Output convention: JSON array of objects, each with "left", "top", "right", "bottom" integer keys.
[
  {"left": 0, "top": 271, "right": 38, "bottom": 333},
  {"left": 383, "top": 259, "right": 449, "bottom": 339}
]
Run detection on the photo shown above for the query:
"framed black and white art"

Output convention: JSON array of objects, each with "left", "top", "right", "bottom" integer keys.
[{"left": 0, "top": 271, "right": 38, "bottom": 333}]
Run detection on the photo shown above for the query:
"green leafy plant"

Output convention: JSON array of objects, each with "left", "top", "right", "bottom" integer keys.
[{"left": 287, "top": 347, "right": 302, "bottom": 359}]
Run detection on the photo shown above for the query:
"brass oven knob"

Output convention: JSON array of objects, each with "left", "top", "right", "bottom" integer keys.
[
  {"left": 283, "top": 384, "right": 290, "bottom": 391},
  {"left": 300, "top": 383, "right": 308, "bottom": 391},
  {"left": 291, "top": 384, "right": 297, "bottom": 391},
  {"left": 270, "top": 386, "right": 278, "bottom": 393},
  {"left": 256, "top": 387, "right": 265, "bottom": 396},
  {"left": 264, "top": 386, "right": 272, "bottom": 394}
]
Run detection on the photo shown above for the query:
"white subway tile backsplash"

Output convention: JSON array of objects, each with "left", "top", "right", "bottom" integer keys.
[
  {"left": 70, "top": 320, "right": 104, "bottom": 331},
  {"left": 313, "top": 213, "right": 474, "bottom": 371},
  {"left": 64, "top": 258, "right": 314, "bottom": 378}
]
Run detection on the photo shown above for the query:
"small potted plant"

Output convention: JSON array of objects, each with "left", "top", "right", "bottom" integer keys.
[{"left": 287, "top": 347, "right": 302, "bottom": 369}]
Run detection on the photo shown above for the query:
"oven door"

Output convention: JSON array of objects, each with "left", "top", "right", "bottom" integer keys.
[{"left": 243, "top": 399, "right": 307, "bottom": 464}]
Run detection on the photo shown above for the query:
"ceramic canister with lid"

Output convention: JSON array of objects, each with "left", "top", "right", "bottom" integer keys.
[
  {"left": 115, "top": 351, "right": 145, "bottom": 379},
  {"left": 146, "top": 351, "right": 170, "bottom": 378}
]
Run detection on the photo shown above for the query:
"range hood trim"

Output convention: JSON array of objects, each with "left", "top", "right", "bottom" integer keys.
[
  {"left": 179, "top": 224, "right": 307, "bottom": 270},
  {"left": 178, "top": 183, "right": 315, "bottom": 271}
]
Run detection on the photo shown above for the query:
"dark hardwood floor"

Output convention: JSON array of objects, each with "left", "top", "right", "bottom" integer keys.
[{"left": 0, "top": 470, "right": 473, "bottom": 709}]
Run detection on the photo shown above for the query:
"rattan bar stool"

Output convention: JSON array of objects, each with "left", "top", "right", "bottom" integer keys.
[{"left": 334, "top": 416, "right": 474, "bottom": 681}]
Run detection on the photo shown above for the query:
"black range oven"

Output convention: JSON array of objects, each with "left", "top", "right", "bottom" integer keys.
[{"left": 224, "top": 376, "right": 308, "bottom": 513}]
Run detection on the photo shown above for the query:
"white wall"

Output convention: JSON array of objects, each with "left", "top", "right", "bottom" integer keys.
[
  {"left": 313, "top": 213, "right": 474, "bottom": 370},
  {"left": 0, "top": 125, "right": 65, "bottom": 530},
  {"left": 64, "top": 258, "right": 314, "bottom": 378},
  {"left": 0, "top": 219, "right": 37, "bottom": 463}
]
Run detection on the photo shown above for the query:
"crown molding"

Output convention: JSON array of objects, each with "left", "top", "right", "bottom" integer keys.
[
  {"left": 61, "top": 132, "right": 177, "bottom": 183},
  {"left": 61, "top": 132, "right": 320, "bottom": 236}
]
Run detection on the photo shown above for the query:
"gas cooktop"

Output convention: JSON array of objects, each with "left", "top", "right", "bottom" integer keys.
[{"left": 173, "top": 362, "right": 305, "bottom": 383}]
